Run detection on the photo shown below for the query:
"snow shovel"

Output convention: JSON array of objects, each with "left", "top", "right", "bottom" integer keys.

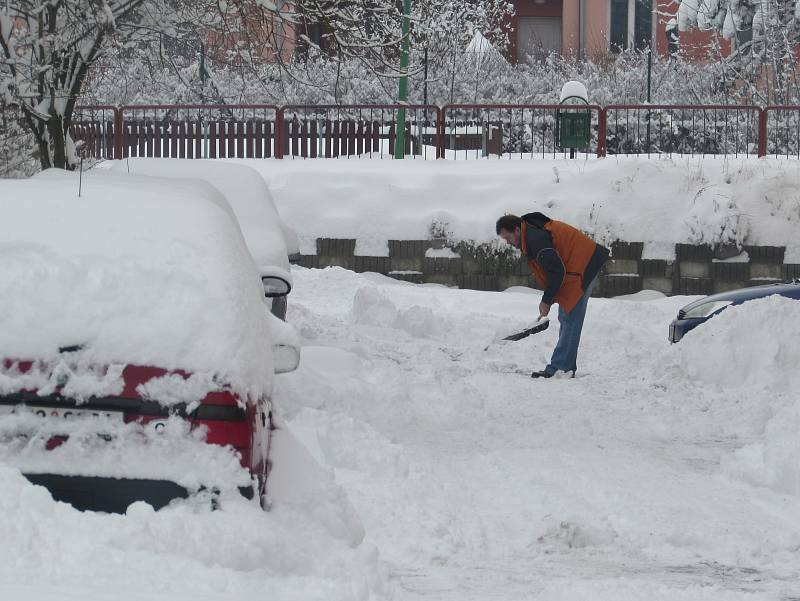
[{"left": 484, "top": 316, "right": 550, "bottom": 351}]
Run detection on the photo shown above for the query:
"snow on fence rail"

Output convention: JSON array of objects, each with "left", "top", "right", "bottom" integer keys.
[{"left": 7, "top": 104, "right": 800, "bottom": 174}]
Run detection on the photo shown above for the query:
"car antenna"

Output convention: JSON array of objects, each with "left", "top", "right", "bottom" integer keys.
[
  {"left": 77, "top": 141, "right": 85, "bottom": 197},
  {"left": 78, "top": 158, "right": 83, "bottom": 197}
]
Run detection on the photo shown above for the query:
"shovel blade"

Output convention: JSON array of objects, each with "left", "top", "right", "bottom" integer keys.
[{"left": 501, "top": 317, "right": 550, "bottom": 341}]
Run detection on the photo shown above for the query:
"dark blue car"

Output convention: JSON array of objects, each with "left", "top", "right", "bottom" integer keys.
[{"left": 669, "top": 281, "right": 800, "bottom": 343}]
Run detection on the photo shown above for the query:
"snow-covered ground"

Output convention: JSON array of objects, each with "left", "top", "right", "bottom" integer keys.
[
  {"left": 1, "top": 264, "right": 799, "bottom": 600},
  {"left": 275, "top": 266, "right": 800, "bottom": 601}
]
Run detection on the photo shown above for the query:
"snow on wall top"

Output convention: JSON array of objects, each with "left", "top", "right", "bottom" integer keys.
[
  {"left": 238, "top": 156, "right": 800, "bottom": 262},
  {"left": 0, "top": 172, "right": 274, "bottom": 402}
]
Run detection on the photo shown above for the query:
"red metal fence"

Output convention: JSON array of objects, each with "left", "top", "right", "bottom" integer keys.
[
  {"left": 70, "top": 106, "right": 118, "bottom": 159},
  {"left": 604, "top": 104, "right": 762, "bottom": 156},
  {"left": 116, "top": 105, "right": 279, "bottom": 159},
  {"left": 442, "top": 104, "right": 605, "bottom": 158},
  {"left": 42, "top": 103, "right": 800, "bottom": 161},
  {"left": 280, "top": 105, "right": 441, "bottom": 159},
  {"left": 764, "top": 106, "right": 800, "bottom": 157}
]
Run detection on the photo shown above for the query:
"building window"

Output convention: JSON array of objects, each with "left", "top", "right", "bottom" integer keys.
[
  {"left": 610, "top": 0, "right": 628, "bottom": 52},
  {"left": 634, "top": 0, "right": 652, "bottom": 50},
  {"left": 611, "top": 0, "right": 652, "bottom": 52}
]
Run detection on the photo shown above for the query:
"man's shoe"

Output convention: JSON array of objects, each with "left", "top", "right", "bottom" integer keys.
[{"left": 532, "top": 369, "right": 576, "bottom": 379}]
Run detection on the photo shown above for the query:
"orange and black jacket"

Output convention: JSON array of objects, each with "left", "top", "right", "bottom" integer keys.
[{"left": 520, "top": 212, "right": 609, "bottom": 313}]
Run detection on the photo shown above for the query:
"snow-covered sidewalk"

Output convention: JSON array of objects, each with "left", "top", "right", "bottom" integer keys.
[{"left": 276, "top": 266, "right": 800, "bottom": 600}]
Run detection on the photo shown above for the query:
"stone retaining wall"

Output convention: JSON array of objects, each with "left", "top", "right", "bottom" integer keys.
[{"left": 291, "top": 239, "right": 798, "bottom": 297}]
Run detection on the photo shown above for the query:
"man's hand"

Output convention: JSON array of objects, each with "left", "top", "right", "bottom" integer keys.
[{"left": 538, "top": 302, "right": 551, "bottom": 319}]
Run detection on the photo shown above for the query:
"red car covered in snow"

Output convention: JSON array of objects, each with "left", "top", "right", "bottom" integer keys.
[
  {"left": 0, "top": 173, "right": 298, "bottom": 512},
  {"left": 0, "top": 361, "right": 273, "bottom": 511}
]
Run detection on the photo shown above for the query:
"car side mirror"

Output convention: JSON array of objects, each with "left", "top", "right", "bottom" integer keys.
[
  {"left": 262, "top": 275, "right": 291, "bottom": 298},
  {"left": 273, "top": 343, "right": 300, "bottom": 374},
  {"left": 266, "top": 306, "right": 300, "bottom": 374}
]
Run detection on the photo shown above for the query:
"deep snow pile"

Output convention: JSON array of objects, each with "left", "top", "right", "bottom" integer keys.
[
  {"left": 0, "top": 173, "right": 273, "bottom": 402},
  {"left": 661, "top": 295, "right": 800, "bottom": 393},
  {"left": 660, "top": 295, "right": 800, "bottom": 497},
  {"left": 239, "top": 156, "right": 800, "bottom": 260},
  {"left": 0, "top": 459, "right": 386, "bottom": 601}
]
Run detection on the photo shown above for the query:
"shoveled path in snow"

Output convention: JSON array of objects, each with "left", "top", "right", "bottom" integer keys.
[{"left": 276, "top": 266, "right": 800, "bottom": 601}]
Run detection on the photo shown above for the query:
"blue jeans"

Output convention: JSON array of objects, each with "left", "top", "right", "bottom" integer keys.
[{"left": 546, "top": 277, "right": 598, "bottom": 375}]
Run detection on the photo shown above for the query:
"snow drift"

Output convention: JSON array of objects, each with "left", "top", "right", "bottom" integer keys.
[
  {"left": 663, "top": 295, "right": 800, "bottom": 393},
  {"left": 658, "top": 295, "right": 800, "bottom": 496}
]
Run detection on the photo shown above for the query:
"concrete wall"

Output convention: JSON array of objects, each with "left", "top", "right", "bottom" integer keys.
[{"left": 292, "top": 239, "right": 798, "bottom": 297}]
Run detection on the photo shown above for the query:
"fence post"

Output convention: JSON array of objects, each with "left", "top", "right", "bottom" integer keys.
[
  {"left": 114, "top": 107, "right": 123, "bottom": 160},
  {"left": 275, "top": 108, "right": 285, "bottom": 159},
  {"left": 758, "top": 108, "right": 767, "bottom": 157},
  {"left": 436, "top": 107, "right": 445, "bottom": 159},
  {"left": 597, "top": 108, "right": 607, "bottom": 158}
]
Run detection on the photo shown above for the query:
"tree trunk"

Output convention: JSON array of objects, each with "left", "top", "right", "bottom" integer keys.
[
  {"left": 47, "top": 116, "right": 69, "bottom": 170},
  {"left": 27, "top": 113, "right": 73, "bottom": 171}
]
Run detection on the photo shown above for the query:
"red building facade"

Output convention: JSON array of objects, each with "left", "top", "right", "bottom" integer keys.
[{"left": 505, "top": 0, "right": 731, "bottom": 63}]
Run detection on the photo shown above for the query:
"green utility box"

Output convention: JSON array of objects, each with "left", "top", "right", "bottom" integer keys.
[
  {"left": 556, "top": 93, "right": 591, "bottom": 151},
  {"left": 558, "top": 109, "right": 591, "bottom": 148}
]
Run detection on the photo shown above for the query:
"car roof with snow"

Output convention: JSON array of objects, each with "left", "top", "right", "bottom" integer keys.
[
  {"left": 109, "top": 158, "right": 294, "bottom": 278},
  {"left": 680, "top": 281, "right": 800, "bottom": 314},
  {"left": 0, "top": 172, "right": 274, "bottom": 403}
]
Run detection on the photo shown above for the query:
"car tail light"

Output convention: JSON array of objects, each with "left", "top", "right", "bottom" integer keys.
[{"left": 189, "top": 399, "right": 254, "bottom": 468}]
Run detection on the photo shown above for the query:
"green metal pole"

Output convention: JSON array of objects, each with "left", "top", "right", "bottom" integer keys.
[
  {"left": 394, "top": 0, "right": 412, "bottom": 159},
  {"left": 200, "top": 42, "right": 209, "bottom": 158},
  {"left": 646, "top": 46, "right": 652, "bottom": 152}
]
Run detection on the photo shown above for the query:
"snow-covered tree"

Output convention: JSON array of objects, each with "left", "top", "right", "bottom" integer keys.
[
  {"left": 0, "top": 2, "right": 156, "bottom": 169},
  {"left": 0, "top": 103, "right": 37, "bottom": 177},
  {"left": 678, "top": 0, "right": 800, "bottom": 50},
  {"left": 0, "top": 0, "right": 261, "bottom": 170},
  {"left": 677, "top": 0, "right": 800, "bottom": 102},
  {"left": 215, "top": 0, "right": 513, "bottom": 98},
  {"left": 80, "top": 0, "right": 513, "bottom": 107}
]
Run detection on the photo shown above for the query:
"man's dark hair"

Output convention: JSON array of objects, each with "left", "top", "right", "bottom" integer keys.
[{"left": 496, "top": 214, "right": 522, "bottom": 235}]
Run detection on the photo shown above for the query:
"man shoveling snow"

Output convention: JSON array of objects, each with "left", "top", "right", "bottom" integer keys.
[{"left": 496, "top": 212, "right": 609, "bottom": 379}]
